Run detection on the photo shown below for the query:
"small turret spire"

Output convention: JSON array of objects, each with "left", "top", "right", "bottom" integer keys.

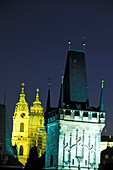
[
  {"left": 4, "top": 90, "right": 6, "bottom": 105},
  {"left": 68, "top": 40, "right": 71, "bottom": 51},
  {"left": 99, "top": 80, "right": 104, "bottom": 111},
  {"left": 102, "top": 79, "right": 104, "bottom": 88},
  {"left": 36, "top": 88, "right": 40, "bottom": 102},
  {"left": 61, "top": 75, "right": 64, "bottom": 84},
  {"left": 46, "top": 78, "right": 51, "bottom": 113},
  {"left": 30, "top": 88, "right": 43, "bottom": 115},
  {"left": 83, "top": 36, "right": 86, "bottom": 53},
  {"left": 19, "top": 83, "right": 26, "bottom": 103},
  {"left": 32, "top": 88, "right": 41, "bottom": 106},
  {"left": 58, "top": 74, "right": 64, "bottom": 108}
]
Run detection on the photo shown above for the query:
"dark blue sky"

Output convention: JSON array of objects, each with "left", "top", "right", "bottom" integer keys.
[{"left": 0, "top": 0, "right": 113, "bottom": 135}]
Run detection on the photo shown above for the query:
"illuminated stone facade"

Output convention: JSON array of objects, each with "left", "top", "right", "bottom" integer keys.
[
  {"left": 28, "top": 88, "right": 46, "bottom": 157},
  {"left": 45, "top": 109, "right": 105, "bottom": 169},
  {"left": 44, "top": 50, "right": 105, "bottom": 169},
  {"left": 12, "top": 83, "right": 46, "bottom": 165}
]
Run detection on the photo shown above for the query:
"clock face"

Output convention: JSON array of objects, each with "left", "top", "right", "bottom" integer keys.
[
  {"left": 21, "top": 113, "right": 25, "bottom": 118},
  {"left": 21, "top": 106, "right": 25, "bottom": 111}
]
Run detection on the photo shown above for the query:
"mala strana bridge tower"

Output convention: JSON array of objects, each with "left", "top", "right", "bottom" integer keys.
[{"left": 44, "top": 48, "right": 105, "bottom": 170}]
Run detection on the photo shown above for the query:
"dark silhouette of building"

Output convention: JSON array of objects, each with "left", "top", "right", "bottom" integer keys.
[
  {"left": 25, "top": 145, "right": 45, "bottom": 169},
  {"left": 99, "top": 147, "right": 113, "bottom": 170},
  {"left": 0, "top": 104, "right": 23, "bottom": 168}
]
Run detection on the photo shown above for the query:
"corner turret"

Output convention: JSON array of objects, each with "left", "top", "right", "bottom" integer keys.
[{"left": 99, "top": 80, "right": 104, "bottom": 112}]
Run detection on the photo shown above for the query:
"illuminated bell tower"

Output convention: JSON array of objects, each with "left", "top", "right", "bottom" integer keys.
[
  {"left": 12, "top": 83, "right": 30, "bottom": 165},
  {"left": 28, "top": 88, "right": 46, "bottom": 157}
]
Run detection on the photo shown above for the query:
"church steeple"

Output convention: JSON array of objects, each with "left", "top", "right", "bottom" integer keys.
[
  {"left": 58, "top": 75, "right": 64, "bottom": 108},
  {"left": 4, "top": 90, "right": 6, "bottom": 105},
  {"left": 30, "top": 88, "right": 43, "bottom": 115},
  {"left": 33, "top": 88, "right": 41, "bottom": 106},
  {"left": 99, "top": 80, "right": 104, "bottom": 111},
  {"left": 46, "top": 79, "right": 51, "bottom": 113},
  {"left": 14, "top": 83, "right": 29, "bottom": 115},
  {"left": 18, "top": 83, "right": 26, "bottom": 103},
  {"left": 12, "top": 83, "right": 30, "bottom": 165}
]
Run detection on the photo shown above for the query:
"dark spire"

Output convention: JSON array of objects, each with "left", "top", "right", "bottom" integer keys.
[
  {"left": 99, "top": 80, "right": 104, "bottom": 111},
  {"left": 0, "top": 104, "right": 14, "bottom": 155},
  {"left": 4, "top": 90, "right": 6, "bottom": 105},
  {"left": 68, "top": 40, "right": 71, "bottom": 51},
  {"left": 83, "top": 36, "right": 86, "bottom": 53},
  {"left": 46, "top": 78, "right": 51, "bottom": 113},
  {"left": 63, "top": 50, "right": 89, "bottom": 105},
  {"left": 58, "top": 75, "right": 64, "bottom": 108}
]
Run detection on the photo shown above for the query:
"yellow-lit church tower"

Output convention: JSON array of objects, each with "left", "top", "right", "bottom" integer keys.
[
  {"left": 12, "top": 83, "right": 30, "bottom": 165},
  {"left": 12, "top": 84, "right": 46, "bottom": 166},
  {"left": 28, "top": 88, "right": 46, "bottom": 157}
]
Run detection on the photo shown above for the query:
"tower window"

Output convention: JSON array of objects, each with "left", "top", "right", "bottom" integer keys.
[
  {"left": 50, "top": 154, "right": 53, "bottom": 166},
  {"left": 83, "top": 112, "right": 88, "bottom": 117},
  {"left": 75, "top": 111, "right": 79, "bottom": 116},
  {"left": 38, "top": 136, "right": 42, "bottom": 149},
  {"left": 72, "top": 159, "right": 74, "bottom": 165},
  {"left": 105, "top": 154, "right": 109, "bottom": 159},
  {"left": 85, "top": 160, "right": 87, "bottom": 166},
  {"left": 20, "top": 123, "right": 24, "bottom": 132},
  {"left": 40, "top": 119, "right": 42, "bottom": 125},
  {"left": 65, "top": 110, "right": 70, "bottom": 115},
  {"left": 92, "top": 113, "right": 97, "bottom": 118},
  {"left": 19, "top": 145, "right": 23, "bottom": 155}
]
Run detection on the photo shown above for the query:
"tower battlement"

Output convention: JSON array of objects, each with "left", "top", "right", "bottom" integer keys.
[{"left": 46, "top": 108, "right": 105, "bottom": 125}]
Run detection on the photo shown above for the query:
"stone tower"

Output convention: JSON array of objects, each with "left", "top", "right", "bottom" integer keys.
[
  {"left": 44, "top": 49, "right": 105, "bottom": 169},
  {"left": 12, "top": 83, "right": 30, "bottom": 165},
  {"left": 28, "top": 88, "right": 46, "bottom": 157}
]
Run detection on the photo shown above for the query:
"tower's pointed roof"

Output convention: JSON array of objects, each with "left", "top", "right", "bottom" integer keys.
[
  {"left": 99, "top": 80, "right": 104, "bottom": 111},
  {"left": 63, "top": 50, "right": 89, "bottom": 109},
  {"left": 58, "top": 75, "right": 64, "bottom": 108},
  {"left": 45, "top": 80, "right": 51, "bottom": 113},
  {"left": 18, "top": 83, "right": 27, "bottom": 104},
  {"left": 33, "top": 88, "right": 41, "bottom": 106},
  {"left": 30, "top": 88, "right": 43, "bottom": 115},
  {"left": 0, "top": 104, "right": 14, "bottom": 155},
  {"left": 4, "top": 90, "right": 6, "bottom": 105},
  {"left": 14, "top": 83, "right": 29, "bottom": 113}
]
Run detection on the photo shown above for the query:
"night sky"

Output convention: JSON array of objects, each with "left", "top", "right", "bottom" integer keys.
[{"left": 0, "top": 0, "right": 113, "bottom": 135}]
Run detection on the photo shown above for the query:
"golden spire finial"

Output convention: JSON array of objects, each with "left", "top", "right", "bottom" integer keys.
[
  {"left": 21, "top": 83, "right": 25, "bottom": 94},
  {"left": 36, "top": 88, "right": 39, "bottom": 102}
]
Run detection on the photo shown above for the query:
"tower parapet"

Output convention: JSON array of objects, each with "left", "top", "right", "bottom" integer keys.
[{"left": 45, "top": 108, "right": 105, "bottom": 125}]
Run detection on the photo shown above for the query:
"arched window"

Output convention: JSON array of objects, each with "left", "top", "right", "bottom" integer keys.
[
  {"left": 20, "top": 123, "right": 24, "bottom": 132},
  {"left": 38, "top": 136, "right": 42, "bottom": 149},
  {"left": 19, "top": 145, "right": 23, "bottom": 155},
  {"left": 40, "top": 119, "right": 42, "bottom": 125}
]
